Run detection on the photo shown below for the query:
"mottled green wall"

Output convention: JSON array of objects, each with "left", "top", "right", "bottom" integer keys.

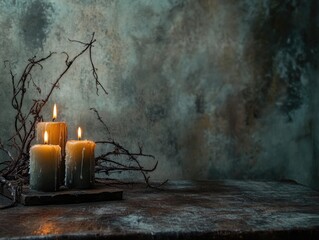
[{"left": 0, "top": 0, "right": 318, "bottom": 187}]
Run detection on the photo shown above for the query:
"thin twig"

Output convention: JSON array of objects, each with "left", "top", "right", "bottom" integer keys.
[
  {"left": 90, "top": 108, "right": 110, "bottom": 134},
  {"left": 93, "top": 113, "right": 167, "bottom": 189}
]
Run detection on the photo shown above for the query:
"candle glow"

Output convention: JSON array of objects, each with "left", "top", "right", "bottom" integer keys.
[
  {"left": 44, "top": 131, "right": 49, "bottom": 144},
  {"left": 53, "top": 104, "right": 57, "bottom": 121},
  {"left": 78, "top": 127, "right": 82, "bottom": 140}
]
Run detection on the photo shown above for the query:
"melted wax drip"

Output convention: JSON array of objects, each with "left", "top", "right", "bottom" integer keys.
[{"left": 80, "top": 148, "right": 86, "bottom": 180}]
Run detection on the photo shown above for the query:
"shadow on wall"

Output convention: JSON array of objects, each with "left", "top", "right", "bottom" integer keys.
[
  {"left": 20, "top": 0, "right": 54, "bottom": 50},
  {"left": 179, "top": 0, "right": 318, "bottom": 189}
]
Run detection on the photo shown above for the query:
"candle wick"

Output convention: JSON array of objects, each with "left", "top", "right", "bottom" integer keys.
[
  {"left": 78, "top": 137, "right": 81, "bottom": 141},
  {"left": 52, "top": 118, "right": 56, "bottom": 122}
]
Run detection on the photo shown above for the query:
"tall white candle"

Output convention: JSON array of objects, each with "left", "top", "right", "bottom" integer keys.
[
  {"left": 29, "top": 131, "right": 61, "bottom": 192},
  {"left": 65, "top": 127, "right": 95, "bottom": 189},
  {"left": 36, "top": 104, "right": 67, "bottom": 186}
]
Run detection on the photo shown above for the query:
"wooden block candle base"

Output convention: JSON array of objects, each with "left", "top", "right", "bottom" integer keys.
[{"left": 1, "top": 184, "right": 123, "bottom": 206}]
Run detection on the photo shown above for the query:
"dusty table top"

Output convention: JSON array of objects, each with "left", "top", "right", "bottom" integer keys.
[{"left": 0, "top": 180, "right": 319, "bottom": 239}]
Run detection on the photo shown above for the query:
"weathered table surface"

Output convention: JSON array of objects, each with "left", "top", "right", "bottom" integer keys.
[{"left": 0, "top": 180, "right": 319, "bottom": 240}]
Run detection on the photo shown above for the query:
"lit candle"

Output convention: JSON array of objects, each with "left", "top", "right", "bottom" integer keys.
[
  {"left": 65, "top": 127, "right": 95, "bottom": 189},
  {"left": 29, "top": 131, "right": 61, "bottom": 192},
  {"left": 36, "top": 104, "right": 67, "bottom": 186}
]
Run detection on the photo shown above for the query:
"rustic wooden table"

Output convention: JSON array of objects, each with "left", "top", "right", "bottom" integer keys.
[{"left": 0, "top": 180, "right": 319, "bottom": 239}]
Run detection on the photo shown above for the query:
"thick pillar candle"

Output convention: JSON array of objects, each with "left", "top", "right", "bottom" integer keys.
[
  {"left": 65, "top": 127, "right": 95, "bottom": 189},
  {"left": 37, "top": 122, "right": 67, "bottom": 154},
  {"left": 29, "top": 132, "right": 61, "bottom": 192},
  {"left": 36, "top": 104, "right": 67, "bottom": 185}
]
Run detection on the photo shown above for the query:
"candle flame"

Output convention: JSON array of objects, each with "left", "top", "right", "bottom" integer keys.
[
  {"left": 44, "top": 131, "right": 49, "bottom": 144},
  {"left": 53, "top": 104, "right": 57, "bottom": 121},
  {"left": 78, "top": 127, "right": 82, "bottom": 140}
]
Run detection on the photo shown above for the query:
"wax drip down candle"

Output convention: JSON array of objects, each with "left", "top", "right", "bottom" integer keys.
[
  {"left": 65, "top": 127, "right": 95, "bottom": 189},
  {"left": 36, "top": 104, "right": 67, "bottom": 186},
  {"left": 29, "top": 131, "right": 61, "bottom": 192}
]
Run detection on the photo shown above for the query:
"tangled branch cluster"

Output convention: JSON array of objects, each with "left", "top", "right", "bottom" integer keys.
[{"left": 0, "top": 33, "right": 165, "bottom": 209}]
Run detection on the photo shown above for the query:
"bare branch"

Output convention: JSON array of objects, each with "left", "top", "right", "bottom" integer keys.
[
  {"left": 2, "top": 34, "right": 107, "bottom": 179},
  {"left": 0, "top": 141, "right": 14, "bottom": 162},
  {"left": 93, "top": 107, "right": 167, "bottom": 189},
  {"left": 90, "top": 108, "right": 110, "bottom": 134},
  {"left": 0, "top": 33, "right": 165, "bottom": 209}
]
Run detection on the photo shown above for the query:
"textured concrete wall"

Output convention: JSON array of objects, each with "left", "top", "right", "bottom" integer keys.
[{"left": 0, "top": 0, "right": 318, "bottom": 187}]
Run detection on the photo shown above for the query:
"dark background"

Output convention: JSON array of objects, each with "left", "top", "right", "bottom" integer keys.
[{"left": 0, "top": 0, "right": 318, "bottom": 188}]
